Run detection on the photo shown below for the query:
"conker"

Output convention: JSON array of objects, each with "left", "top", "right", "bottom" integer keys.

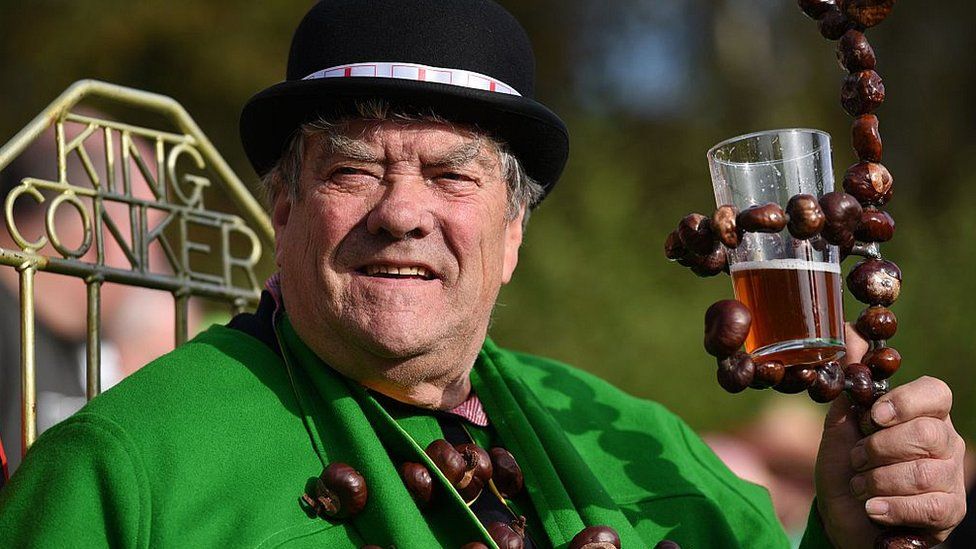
[
  {"left": 487, "top": 517, "right": 526, "bottom": 549},
  {"left": 798, "top": 0, "right": 835, "bottom": 19},
  {"left": 704, "top": 300, "right": 752, "bottom": 357},
  {"left": 303, "top": 462, "right": 369, "bottom": 519},
  {"left": 751, "top": 360, "right": 786, "bottom": 389},
  {"left": 841, "top": 70, "right": 886, "bottom": 117},
  {"left": 847, "top": 259, "right": 902, "bottom": 306},
  {"left": 808, "top": 362, "right": 845, "bottom": 403},
  {"left": 426, "top": 439, "right": 466, "bottom": 487},
  {"left": 568, "top": 525, "right": 621, "bottom": 549},
  {"left": 773, "top": 366, "right": 817, "bottom": 394},
  {"left": 841, "top": 0, "right": 896, "bottom": 29},
  {"left": 837, "top": 30, "right": 877, "bottom": 72},
  {"left": 711, "top": 205, "right": 740, "bottom": 248},
  {"left": 737, "top": 203, "right": 788, "bottom": 234},
  {"left": 852, "top": 114, "right": 882, "bottom": 162},
  {"left": 854, "top": 209, "right": 895, "bottom": 242},
  {"left": 454, "top": 443, "right": 493, "bottom": 501},
  {"left": 688, "top": 243, "right": 727, "bottom": 278},
  {"left": 863, "top": 346, "right": 902, "bottom": 380},
  {"left": 655, "top": 542, "right": 682, "bottom": 549},
  {"left": 400, "top": 462, "right": 433, "bottom": 507},
  {"left": 677, "top": 213, "right": 715, "bottom": 256},
  {"left": 819, "top": 7, "right": 852, "bottom": 40},
  {"left": 819, "top": 191, "right": 863, "bottom": 235},
  {"left": 717, "top": 352, "right": 755, "bottom": 394},
  {"left": 786, "top": 194, "right": 826, "bottom": 239},
  {"left": 843, "top": 162, "right": 893, "bottom": 207},
  {"left": 873, "top": 529, "right": 939, "bottom": 548},
  {"left": 845, "top": 363, "right": 876, "bottom": 407},
  {"left": 664, "top": 230, "right": 687, "bottom": 262},
  {"left": 490, "top": 447, "right": 524, "bottom": 498},
  {"left": 855, "top": 306, "right": 897, "bottom": 340}
]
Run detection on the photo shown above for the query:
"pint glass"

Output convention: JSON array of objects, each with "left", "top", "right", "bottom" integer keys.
[{"left": 708, "top": 129, "right": 845, "bottom": 366}]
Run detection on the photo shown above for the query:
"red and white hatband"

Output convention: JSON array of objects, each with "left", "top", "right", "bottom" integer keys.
[{"left": 302, "top": 62, "right": 521, "bottom": 96}]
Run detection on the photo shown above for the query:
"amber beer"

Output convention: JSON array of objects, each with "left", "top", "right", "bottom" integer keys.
[{"left": 731, "top": 259, "right": 845, "bottom": 366}]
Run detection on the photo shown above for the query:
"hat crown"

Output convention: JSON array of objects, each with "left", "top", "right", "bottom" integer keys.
[{"left": 286, "top": 0, "right": 536, "bottom": 98}]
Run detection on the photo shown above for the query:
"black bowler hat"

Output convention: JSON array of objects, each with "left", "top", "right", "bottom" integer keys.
[{"left": 240, "top": 0, "right": 569, "bottom": 199}]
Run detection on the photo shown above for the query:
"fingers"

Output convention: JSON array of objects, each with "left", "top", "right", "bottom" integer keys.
[
  {"left": 863, "top": 492, "right": 966, "bottom": 531},
  {"left": 851, "top": 417, "right": 959, "bottom": 471},
  {"left": 850, "top": 458, "right": 960, "bottom": 500},
  {"left": 869, "top": 376, "right": 953, "bottom": 428},
  {"left": 843, "top": 322, "right": 869, "bottom": 365}
]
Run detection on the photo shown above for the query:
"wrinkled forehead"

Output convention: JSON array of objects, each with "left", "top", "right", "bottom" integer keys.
[{"left": 309, "top": 118, "right": 503, "bottom": 173}]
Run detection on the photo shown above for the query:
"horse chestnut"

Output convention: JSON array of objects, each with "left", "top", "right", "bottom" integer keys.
[
  {"left": 854, "top": 209, "right": 895, "bottom": 243},
  {"left": 678, "top": 213, "right": 715, "bottom": 256},
  {"left": 737, "top": 203, "right": 788, "bottom": 233},
  {"left": 487, "top": 517, "right": 526, "bottom": 549},
  {"left": 843, "top": 162, "right": 893, "bottom": 207},
  {"left": 841, "top": 0, "right": 896, "bottom": 28},
  {"left": 664, "top": 230, "right": 687, "bottom": 262},
  {"left": 426, "top": 439, "right": 466, "bottom": 486},
  {"left": 751, "top": 360, "right": 786, "bottom": 389},
  {"left": 819, "top": 192, "right": 863, "bottom": 234},
  {"left": 689, "top": 243, "right": 728, "bottom": 278},
  {"left": 863, "top": 346, "right": 902, "bottom": 380},
  {"left": 841, "top": 70, "right": 886, "bottom": 117},
  {"left": 798, "top": 0, "right": 835, "bottom": 19},
  {"left": 855, "top": 306, "right": 897, "bottom": 340},
  {"left": 717, "top": 352, "right": 755, "bottom": 394},
  {"left": 773, "top": 366, "right": 818, "bottom": 394},
  {"left": 655, "top": 542, "right": 682, "bottom": 549},
  {"left": 490, "top": 447, "right": 524, "bottom": 498},
  {"left": 786, "top": 194, "right": 826, "bottom": 239},
  {"left": 711, "top": 205, "right": 740, "bottom": 248},
  {"left": 837, "top": 30, "right": 877, "bottom": 72},
  {"left": 808, "top": 362, "right": 845, "bottom": 403},
  {"left": 847, "top": 259, "right": 902, "bottom": 306},
  {"left": 569, "top": 525, "right": 621, "bottom": 549},
  {"left": 852, "top": 114, "right": 882, "bottom": 162},
  {"left": 455, "top": 443, "right": 493, "bottom": 501},
  {"left": 819, "top": 7, "right": 852, "bottom": 40},
  {"left": 845, "top": 363, "right": 876, "bottom": 407},
  {"left": 400, "top": 462, "right": 433, "bottom": 507},
  {"left": 704, "top": 300, "right": 752, "bottom": 357},
  {"left": 303, "top": 462, "right": 369, "bottom": 519}
]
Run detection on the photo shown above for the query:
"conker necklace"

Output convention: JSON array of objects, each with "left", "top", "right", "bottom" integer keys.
[{"left": 666, "top": 1, "right": 934, "bottom": 547}]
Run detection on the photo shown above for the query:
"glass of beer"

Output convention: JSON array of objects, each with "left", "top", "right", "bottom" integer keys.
[{"left": 708, "top": 129, "right": 845, "bottom": 366}]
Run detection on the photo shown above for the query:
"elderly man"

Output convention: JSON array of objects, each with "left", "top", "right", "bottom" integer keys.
[{"left": 0, "top": 1, "right": 966, "bottom": 547}]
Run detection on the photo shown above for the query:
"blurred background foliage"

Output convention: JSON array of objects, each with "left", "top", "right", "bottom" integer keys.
[{"left": 0, "top": 0, "right": 973, "bottom": 439}]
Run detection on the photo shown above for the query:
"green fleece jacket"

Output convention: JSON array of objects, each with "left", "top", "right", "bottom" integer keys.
[{"left": 0, "top": 320, "right": 832, "bottom": 548}]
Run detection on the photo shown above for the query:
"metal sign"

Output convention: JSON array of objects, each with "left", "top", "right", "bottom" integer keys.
[{"left": 0, "top": 80, "right": 273, "bottom": 452}]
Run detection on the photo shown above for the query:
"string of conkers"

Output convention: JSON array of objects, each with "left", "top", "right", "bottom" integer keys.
[{"left": 667, "top": 1, "right": 934, "bottom": 547}]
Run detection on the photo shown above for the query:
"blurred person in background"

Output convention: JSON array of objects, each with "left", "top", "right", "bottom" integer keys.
[{"left": 0, "top": 124, "right": 199, "bottom": 472}]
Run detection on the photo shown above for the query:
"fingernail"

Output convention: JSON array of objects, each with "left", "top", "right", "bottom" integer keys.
[
  {"left": 851, "top": 442, "right": 868, "bottom": 470},
  {"left": 850, "top": 475, "right": 866, "bottom": 498},
  {"left": 865, "top": 498, "right": 889, "bottom": 516},
  {"left": 872, "top": 401, "right": 896, "bottom": 426}
]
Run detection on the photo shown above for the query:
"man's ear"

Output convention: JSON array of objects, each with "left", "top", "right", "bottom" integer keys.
[
  {"left": 501, "top": 206, "right": 525, "bottom": 284},
  {"left": 271, "top": 189, "right": 293, "bottom": 267}
]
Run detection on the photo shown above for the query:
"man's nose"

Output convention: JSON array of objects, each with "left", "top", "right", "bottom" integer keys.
[{"left": 365, "top": 179, "right": 435, "bottom": 239}]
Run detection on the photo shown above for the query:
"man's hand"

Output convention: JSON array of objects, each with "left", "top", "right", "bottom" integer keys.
[{"left": 814, "top": 326, "right": 967, "bottom": 547}]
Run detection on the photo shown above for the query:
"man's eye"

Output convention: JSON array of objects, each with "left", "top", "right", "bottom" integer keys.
[{"left": 333, "top": 167, "right": 365, "bottom": 176}]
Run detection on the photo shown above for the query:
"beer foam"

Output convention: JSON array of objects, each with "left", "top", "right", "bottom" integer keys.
[{"left": 729, "top": 259, "right": 841, "bottom": 274}]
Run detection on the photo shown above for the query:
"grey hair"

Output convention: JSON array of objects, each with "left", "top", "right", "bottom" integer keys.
[{"left": 261, "top": 100, "right": 545, "bottom": 229}]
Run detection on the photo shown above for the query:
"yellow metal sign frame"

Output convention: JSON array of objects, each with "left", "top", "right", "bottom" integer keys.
[{"left": 0, "top": 80, "right": 273, "bottom": 452}]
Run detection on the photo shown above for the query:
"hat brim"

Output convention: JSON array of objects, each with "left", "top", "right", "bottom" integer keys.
[{"left": 240, "top": 77, "right": 569, "bottom": 197}]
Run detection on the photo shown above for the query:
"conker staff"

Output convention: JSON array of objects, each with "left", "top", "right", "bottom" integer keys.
[{"left": 0, "top": 0, "right": 966, "bottom": 547}]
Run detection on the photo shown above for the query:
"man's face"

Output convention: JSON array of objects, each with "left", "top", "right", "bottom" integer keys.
[{"left": 273, "top": 120, "right": 524, "bottom": 365}]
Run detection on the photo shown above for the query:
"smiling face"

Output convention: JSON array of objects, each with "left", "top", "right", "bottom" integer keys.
[{"left": 272, "top": 119, "right": 524, "bottom": 394}]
